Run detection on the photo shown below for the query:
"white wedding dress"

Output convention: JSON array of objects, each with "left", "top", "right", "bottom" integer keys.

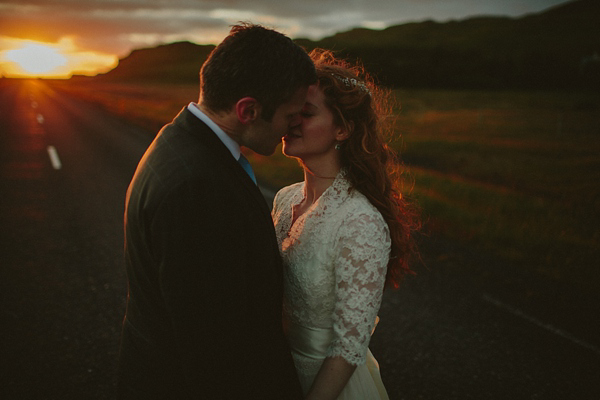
[{"left": 272, "top": 170, "right": 391, "bottom": 400}]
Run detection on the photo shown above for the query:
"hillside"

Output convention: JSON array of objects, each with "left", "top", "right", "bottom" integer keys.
[
  {"left": 296, "top": 0, "right": 599, "bottom": 89},
  {"left": 97, "top": 41, "right": 214, "bottom": 83},
  {"left": 93, "top": 0, "right": 599, "bottom": 89}
]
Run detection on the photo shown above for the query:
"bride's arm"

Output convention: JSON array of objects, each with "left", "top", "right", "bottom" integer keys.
[
  {"left": 305, "top": 356, "right": 356, "bottom": 400},
  {"left": 308, "top": 209, "right": 390, "bottom": 399}
]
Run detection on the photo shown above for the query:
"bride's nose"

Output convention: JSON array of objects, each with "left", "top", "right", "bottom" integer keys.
[{"left": 288, "top": 113, "right": 302, "bottom": 128}]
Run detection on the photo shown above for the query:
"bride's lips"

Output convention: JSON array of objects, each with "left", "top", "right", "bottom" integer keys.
[{"left": 284, "top": 132, "right": 301, "bottom": 141}]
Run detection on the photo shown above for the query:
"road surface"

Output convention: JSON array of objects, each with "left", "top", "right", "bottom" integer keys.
[{"left": 1, "top": 79, "right": 598, "bottom": 399}]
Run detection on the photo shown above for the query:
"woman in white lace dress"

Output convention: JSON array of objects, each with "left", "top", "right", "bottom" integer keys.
[{"left": 272, "top": 50, "right": 419, "bottom": 400}]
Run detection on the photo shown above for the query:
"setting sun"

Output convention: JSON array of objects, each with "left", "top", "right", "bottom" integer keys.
[
  {"left": 5, "top": 43, "right": 68, "bottom": 75},
  {"left": 0, "top": 38, "right": 118, "bottom": 79}
]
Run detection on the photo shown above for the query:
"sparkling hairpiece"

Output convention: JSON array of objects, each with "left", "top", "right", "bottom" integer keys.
[{"left": 330, "top": 73, "right": 370, "bottom": 95}]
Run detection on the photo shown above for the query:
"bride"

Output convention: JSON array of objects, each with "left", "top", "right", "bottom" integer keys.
[{"left": 272, "top": 49, "right": 420, "bottom": 399}]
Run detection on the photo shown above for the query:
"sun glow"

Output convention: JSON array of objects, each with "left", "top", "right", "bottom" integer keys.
[
  {"left": 5, "top": 43, "right": 67, "bottom": 74},
  {"left": 0, "top": 38, "right": 118, "bottom": 79}
]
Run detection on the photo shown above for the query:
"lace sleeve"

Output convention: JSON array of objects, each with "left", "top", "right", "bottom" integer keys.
[{"left": 326, "top": 209, "right": 391, "bottom": 366}]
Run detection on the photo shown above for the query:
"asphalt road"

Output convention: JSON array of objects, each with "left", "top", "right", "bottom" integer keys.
[{"left": 1, "top": 79, "right": 599, "bottom": 400}]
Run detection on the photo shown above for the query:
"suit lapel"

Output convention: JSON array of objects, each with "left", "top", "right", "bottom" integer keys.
[
  {"left": 173, "top": 107, "right": 284, "bottom": 285},
  {"left": 172, "top": 107, "right": 275, "bottom": 226}
]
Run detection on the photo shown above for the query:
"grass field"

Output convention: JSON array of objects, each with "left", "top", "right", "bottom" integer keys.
[
  {"left": 396, "top": 89, "right": 600, "bottom": 288},
  {"left": 50, "top": 80, "right": 600, "bottom": 297}
]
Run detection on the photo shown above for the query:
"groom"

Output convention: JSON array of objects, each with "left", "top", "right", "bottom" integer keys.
[{"left": 117, "top": 23, "right": 316, "bottom": 399}]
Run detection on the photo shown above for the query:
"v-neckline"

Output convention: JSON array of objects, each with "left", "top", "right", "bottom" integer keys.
[
  {"left": 288, "top": 186, "right": 309, "bottom": 236},
  {"left": 287, "top": 181, "right": 329, "bottom": 238},
  {"left": 283, "top": 169, "right": 349, "bottom": 240}
]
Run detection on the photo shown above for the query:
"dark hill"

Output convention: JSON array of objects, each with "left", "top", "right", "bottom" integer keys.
[
  {"left": 296, "top": 0, "right": 599, "bottom": 89},
  {"left": 93, "top": 0, "right": 599, "bottom": 90},
  {"left": 96, "top": 41, "right": 215, "bottom": 83}
]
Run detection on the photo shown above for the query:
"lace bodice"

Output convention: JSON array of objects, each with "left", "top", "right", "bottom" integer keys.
[{"left": 272, "top": 170, "right": 391, "bottom": 366}]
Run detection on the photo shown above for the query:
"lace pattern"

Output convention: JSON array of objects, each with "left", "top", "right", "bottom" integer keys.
[{"left": 272, "top": 170, "right": 390, "bottom": 366}]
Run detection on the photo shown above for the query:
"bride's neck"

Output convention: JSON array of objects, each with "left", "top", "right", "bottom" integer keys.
[{"left": 302, "top": 161, "right": 340, "bottom": 204}]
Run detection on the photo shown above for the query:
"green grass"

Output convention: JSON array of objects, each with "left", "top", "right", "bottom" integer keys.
[
  {"left": 48, "top": 80, "right": 600, "bottom": 293},
  {"left": 395, "top": 89, "right": 600, "bottom": 290}
]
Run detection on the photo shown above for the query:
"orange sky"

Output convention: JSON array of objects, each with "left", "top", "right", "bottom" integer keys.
[{"left": 0, "top": 37, "right": 118, "bottom": 79}]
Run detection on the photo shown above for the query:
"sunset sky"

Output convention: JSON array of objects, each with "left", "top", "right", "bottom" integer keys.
[{"left": 0, "top": 0, "right": 569, "bottom": 78}]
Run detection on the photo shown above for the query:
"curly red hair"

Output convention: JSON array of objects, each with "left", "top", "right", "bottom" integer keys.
[{"left": 310, "top": 48, "right": 420, "bottom": 289}]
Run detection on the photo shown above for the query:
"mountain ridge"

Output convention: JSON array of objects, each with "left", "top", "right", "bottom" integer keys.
[{"left": 92, "top": 0, "right": 599, "bottom": 89}]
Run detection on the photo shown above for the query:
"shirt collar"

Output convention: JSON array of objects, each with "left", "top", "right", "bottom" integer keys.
[{"left": 187, "top": 102, "right": 241, "bottom": 160}]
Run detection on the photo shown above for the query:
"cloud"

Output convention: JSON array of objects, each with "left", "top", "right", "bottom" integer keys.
[{"left": 0, "top": 0, "right": 569, "bottom": 58}]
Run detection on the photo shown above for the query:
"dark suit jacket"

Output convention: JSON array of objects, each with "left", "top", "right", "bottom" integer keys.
[{"left": 118, "top": 108, "right": 302, "bottom": 399}]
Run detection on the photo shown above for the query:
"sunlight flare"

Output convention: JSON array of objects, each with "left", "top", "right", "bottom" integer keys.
[
  {"left": 0, "top": 37, "right": 118, "bottom": 79},
  {"left": 5, "top": 43, "right": 67, "bottom": 74}
]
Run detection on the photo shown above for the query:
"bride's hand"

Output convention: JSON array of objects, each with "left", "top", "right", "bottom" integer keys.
[{"left": 304, "top": 356, "right": 356, "bottom": 400}]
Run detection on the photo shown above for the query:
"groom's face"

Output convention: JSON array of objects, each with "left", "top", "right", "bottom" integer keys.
[{"left": 244, "top": 87, "right": 308, "bottom": 156}]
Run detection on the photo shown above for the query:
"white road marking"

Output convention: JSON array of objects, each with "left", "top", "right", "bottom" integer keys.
[
  {"left": 481, "top": 293, "right": 600, "bottom": 355},
  {"left": 36, "top": 114, "right": 44, "bottom": 124},
  {"left": 47, "top": 146, "right": 62, "bottom": 170}
]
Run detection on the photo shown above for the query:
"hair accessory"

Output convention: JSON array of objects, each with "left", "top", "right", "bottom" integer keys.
[{"left": 330, "top": 73, "right": 370, "bottom": 94}]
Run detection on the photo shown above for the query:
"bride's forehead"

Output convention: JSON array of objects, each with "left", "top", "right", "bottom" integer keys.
[{"left": 306, "top": 85, "right": 326, "bottom": 103}]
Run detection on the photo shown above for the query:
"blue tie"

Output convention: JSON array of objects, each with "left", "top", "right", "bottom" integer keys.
[{"left": 238, "top": 154, "right": 257, "bottom": 184}]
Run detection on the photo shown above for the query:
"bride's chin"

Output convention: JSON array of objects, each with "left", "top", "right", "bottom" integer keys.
[
  {"left": 282, "top": 145, "right": 298, "bottom": 158},
  {"left": 282, "top": 147, "right": 293, "bottom": 157}
]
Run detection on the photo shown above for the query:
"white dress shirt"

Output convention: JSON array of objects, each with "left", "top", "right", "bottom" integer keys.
[{"left": 187, "top": 102, "right": 241, "bottom": 160}]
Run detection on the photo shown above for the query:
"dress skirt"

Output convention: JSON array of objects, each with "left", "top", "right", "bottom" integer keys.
[{"left": 287, "top": 321, "right": 389, "bottom": 400}]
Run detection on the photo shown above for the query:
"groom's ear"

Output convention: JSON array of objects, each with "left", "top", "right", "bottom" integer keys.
[{"left": 235, "top": 97, "right": 261, "bottom": 124}]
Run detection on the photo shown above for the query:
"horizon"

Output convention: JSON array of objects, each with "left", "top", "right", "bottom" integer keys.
[{"left": 0, "top": 0, "right": 572, "bottom": 79}]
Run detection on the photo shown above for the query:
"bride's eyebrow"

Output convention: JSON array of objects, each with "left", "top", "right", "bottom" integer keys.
[{"left": 303, "top": 102, "right": 317, "bottom": 111}]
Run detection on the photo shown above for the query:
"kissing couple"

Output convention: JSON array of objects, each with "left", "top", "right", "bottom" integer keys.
[{"left": 118, "top": 23, "right": 418, "bottom": 400}]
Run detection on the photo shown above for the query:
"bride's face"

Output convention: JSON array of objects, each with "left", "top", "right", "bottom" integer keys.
[{"left": 282, "top": 84, "right": 345, "bottom": 162}]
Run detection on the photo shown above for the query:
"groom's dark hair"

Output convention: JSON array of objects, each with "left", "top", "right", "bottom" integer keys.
[{"left": 200, "top": 22, "right": 316, "bottom": 121}]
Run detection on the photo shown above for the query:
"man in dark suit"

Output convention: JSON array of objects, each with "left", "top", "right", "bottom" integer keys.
[{"left": 117, "top": 24, "right": 316, "bottom": 399}]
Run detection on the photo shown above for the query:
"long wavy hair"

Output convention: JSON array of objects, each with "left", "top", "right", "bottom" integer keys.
[{"left": 310, "top": 49, "right": 420, "bottom": 289}]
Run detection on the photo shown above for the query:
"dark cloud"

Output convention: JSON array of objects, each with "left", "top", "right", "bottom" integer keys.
[{"left": 0, "top": 0, "right": 569, "bottom": 56}]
